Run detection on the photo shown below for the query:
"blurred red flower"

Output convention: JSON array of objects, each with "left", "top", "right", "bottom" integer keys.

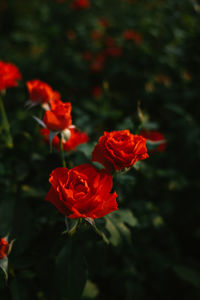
[
  {"left": 92, "top": 130, "right": 148, "bottom": 172},
  {"left": 140, "top": 130, "right": 166, "bottom": 152},
  {"left": 98, "top": 18, "right": 110, "bottom": 28},
  {"left": 90, "top": 53, "right": 106, "bottom": 72},
  {"left": 90, "top": 30, "right": 103, "bottom": 41},
  {"left": 106, "top": 46, "right": 122, "bottom": 57},
  {"left": 123, "top": 30, "right": 142, "bottom": 45},
  {"left": 0, "top": 61, "right": 21, "bottom": 91},
  {"left": 40, "top": 127, "right": 89, "bottom": 151},
  {"left": 45, "top": 164, "right": 118, "bottom": 219},
  {"left": 71, "top": 0, "right": 90, "bottom": 10},
  {"left": 92, "top": 86, "right": 102, "bottom": 98},
  {"left": 0, "top": 238, "right": 9, "bottom": 260},
  {"left": 43, "top": 99, "right": 72, "bottom": 131},
  {"left": 27, "top": 79, "right": 60, "bottom": 104}
]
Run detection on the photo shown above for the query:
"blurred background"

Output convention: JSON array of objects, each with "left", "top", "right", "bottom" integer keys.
[{"left": 0, "top": 0, "right": 200, "bottom": 299}]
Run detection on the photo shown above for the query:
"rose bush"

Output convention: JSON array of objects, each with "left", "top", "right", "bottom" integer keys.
[
  {"left": 92, "top": 130, "right": 149, "bottom": 171},
  {"left": 45, "top": 164, "right": 118, "bottom": 219}
]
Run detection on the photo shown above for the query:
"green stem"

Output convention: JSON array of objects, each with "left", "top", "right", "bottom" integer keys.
[
  {"left": 49, "top": 140, "right": 53, "bottom": 153},
  {"left": 0, "top": 94, "right": 13, "bottom": 148},
  {"left": 59, "top": 136, "right": 66, "bottom": 167}
]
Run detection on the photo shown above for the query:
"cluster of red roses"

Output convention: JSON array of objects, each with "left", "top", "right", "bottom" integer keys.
[
  {"left": 26, "top": 79, "right": 89, "bottom": 152},
  {"left": 0, "top": 60, "right": 165, "bottom": 248},
  {"left": 46, "top": 130, "right": 149, "bottom": 220},
  {"left": 82, "top": 25, "right": 142, "bottom": 75}
]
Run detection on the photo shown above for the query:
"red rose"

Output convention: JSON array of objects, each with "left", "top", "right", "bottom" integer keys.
[
  {"left": 90, "top": 30, "right": 103, "bottom": 41},
  {"left": 140, "top": 130, "right": 166, "bottom": 152},
  {"left": 0, "top": 61, "right": 21, "bottom": 91},
  {"left": 43, "top": 99, "right": 72, "bottom": 131},
  {"left": 92, "top": 130, "right": 149, "bottom": 171},
  {"left": 123, "top": 30, "right": 142, "bottom": 45},
  {"left": 40, "top": 127, "right": 89, "bottom": 151},
  {"left": 0, "top": 238, "right": 9, "bottom": 259},
  {"left": 71, "top": 0, "right": 90, "bottom": 10},
  {"left": 26, "top": 79, "right": 60, "bottom": 103},
  {"left": 98, "top": 18, "right": 110, "bottom": 28},
  {"left": 92, "top": 86, "right": 102, "bottom": 99},
  {"left": 106, "top": 46, "right": 122, "bottom": 57},
  {"left": 90, "top": 53, "right": 106, "bottom": 73},
  {"left": 45, "top": 164, "right": 118, "bottom": 219}
]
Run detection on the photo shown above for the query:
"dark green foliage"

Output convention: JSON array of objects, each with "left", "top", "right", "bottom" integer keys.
[{"left": 0, "top": 0, "right": 200, "bottom": 299}]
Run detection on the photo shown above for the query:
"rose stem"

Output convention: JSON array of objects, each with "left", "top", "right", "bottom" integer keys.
[
  {"left": 0, "top": 92, "right": 13, "bottom": 148},
  {"left": 59, "top": 136, "right": 66, "bottom": 167},
  {"left": 49, "top": 140, "right": 53, "bottom": 153}
]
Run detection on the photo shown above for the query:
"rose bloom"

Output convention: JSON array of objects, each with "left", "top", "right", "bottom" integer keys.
[
  {"left": 92, "top": 130, "right": 149, "bottom": 171},
  {"left": 45, "top": 164, "right": 118, "bottom": 219},
  {"left": 43, "top": 99, "right": 72, "bottom": 131},
  {"left": 90, "top": 30, "right": 103, "bottom": 41},
  {"left": 90, "top": 53, "right": 106, "bottom": 73},
  {"left": 140, "top": 130, "right": 166, "bottom": 152},
  {"left": 92, "top": 86, "right": 102, "bottom": 99},
  {"left": 71, "top": 0, "right": 90, "bottom": 10},
  {"left": 0, "top": 238, "right": 9, "bottom": 260},
  {"left": 123, "top": 30, "right": 142, "bottom": 45},
  {"left": 27, "top": 79, "right": 60, "bottom": 104},
  {"left": 106, "top": 46, "right": 122, "bottom": 57},
  {"left": 98, "top": 18, "right": 110, "bottom": 28},
  {"left": 0, "top": 61, "right": 21, "bottom": 91},
  {"left": 40, "top": 128, "right": 89, "bottom": 151}
]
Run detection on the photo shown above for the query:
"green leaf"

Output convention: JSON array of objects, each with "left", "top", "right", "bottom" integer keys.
[
  {"left": 85, "top": 218, "right": 109, "bottom": 244},
  {"left": 105, "top": 215, "right": 122, "bottom": 246},
  {"left": 55, "top": 240, "right": 87, "bottom": 300},
  {"left": 64, "top": 217, "right": 79, "bottom": 236},
  {"left": 113, "top": 209, "right": 139, "bottom": 227},
  {"left": 82, "top": 280, "right": 99, "bottom": 299},
  {"left": 10, "top": 278, "right": 28, "bottom": 300},
  {"left": 173, "top": 266, "right": 200, "bottom": 288},
  {"left": 146, "top": 139, "right": 166, "bottom": 151},
  {"left": 0, "top": 257, "right": 8, "bottom": 280},
  {"left": 104, "top": 210, "right": 137, "bottom": 246},
  {"left": 0, "top": 198, "right": 15, "bottom": 235}
]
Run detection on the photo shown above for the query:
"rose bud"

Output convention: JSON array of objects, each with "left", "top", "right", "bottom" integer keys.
[
  {"left": 40, "top": 127, "right": 89, "bottom": 151},
  {"left": 43, "top": 99, "right": 72, "bottom": 132},
  {"left": 45, "top": 164, "right": 118, "bottom": 219},
  {"left": 0, "top": 237, "right": 9, "bottom": 260},
  {"left": 0, "top": 61, "right": 21, "bottom": 92},
  {"left": 92, "top": 130, "right": 149, "bottom": 172},
  {"left": 139, "top": 130, "right": 166, "bottom": 152},
  {"left": 26, "top": 79, "right": 61, "bottom": 106}
]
